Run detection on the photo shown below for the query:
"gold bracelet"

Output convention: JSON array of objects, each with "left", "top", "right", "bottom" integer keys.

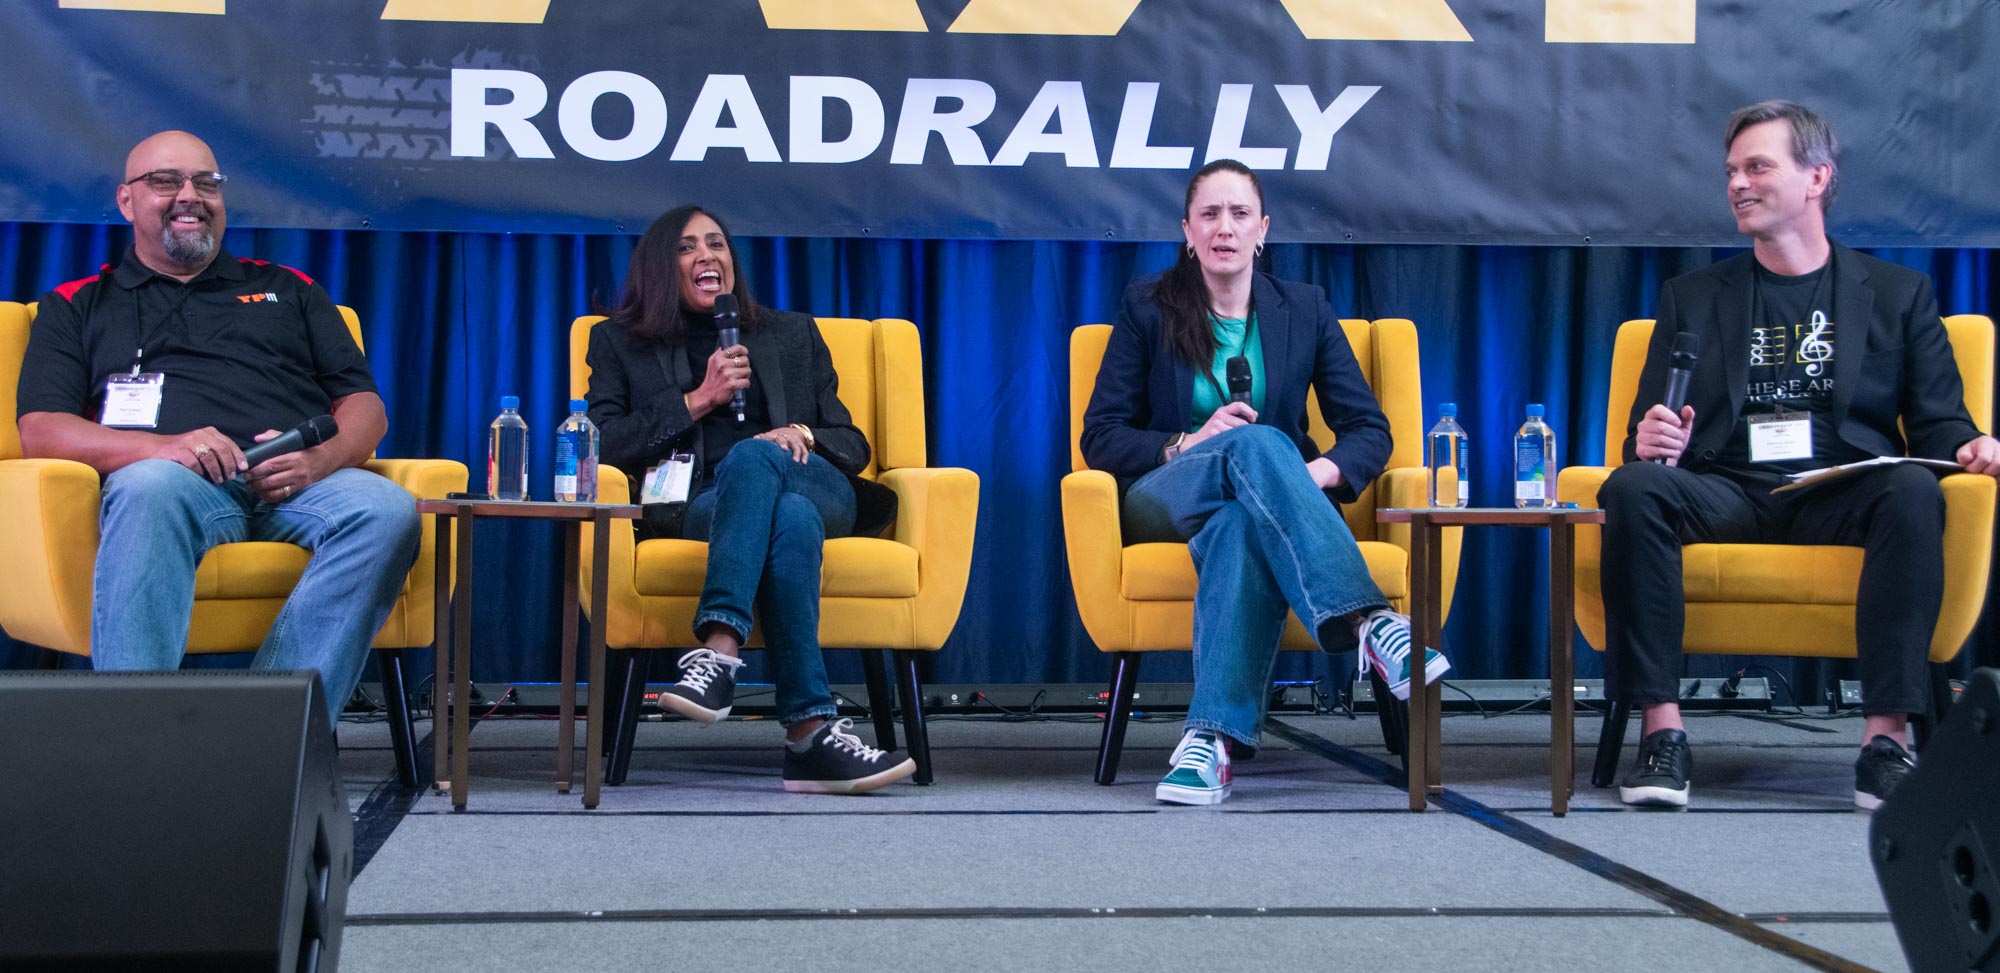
[
  {"left": 682, "top": 392, "right": 694, "bottom": 414},
  {"left": 789, "top": 423, "right": 816, "bottom": 450}
]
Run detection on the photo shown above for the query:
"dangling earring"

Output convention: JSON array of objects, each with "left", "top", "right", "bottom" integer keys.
[
  {"left": 1186, "top": 244, "right": 1196, "bottom": 259},
  {"left": 1255, "top": 241, "right": 1265, "bottom": 257}
]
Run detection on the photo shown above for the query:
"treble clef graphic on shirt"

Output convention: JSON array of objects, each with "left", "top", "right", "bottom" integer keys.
[{"left": 1799, "top": 310, "right": 1833, "bottom": 377}]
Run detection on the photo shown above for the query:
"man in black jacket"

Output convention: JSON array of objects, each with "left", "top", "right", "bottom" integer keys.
[{"left": 1602, "top": 101, "right": 2000, "bottom": 810}]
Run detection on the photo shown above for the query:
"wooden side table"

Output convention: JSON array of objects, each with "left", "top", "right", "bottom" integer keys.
[
  {"left": 417, "top": 498, "right": 641, "bottom": 810},
  {"left": 1376, "top": 506, "right": 1606, "bottom": 815}
]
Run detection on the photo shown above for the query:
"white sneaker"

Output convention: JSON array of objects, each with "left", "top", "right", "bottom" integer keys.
[{"left": 1157, "top": 730, "right": 1231, "bottom": 805}]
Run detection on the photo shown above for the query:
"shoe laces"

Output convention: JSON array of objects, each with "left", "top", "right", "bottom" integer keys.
[
  {"left": 1355, "top": 610, "right": 1412, "bottom": 678},
  {"left": 821, "top": 718, "right": 886, "bottom": 761},
  {"left": 1173, "top": 732, "right": 1222, "bottom": 772},
  {"left": 1639, "top": 734, "right": 1686, "bottom": 774},
  {"left": 675, "top": 647, "right": 745, "bottom": 691}
]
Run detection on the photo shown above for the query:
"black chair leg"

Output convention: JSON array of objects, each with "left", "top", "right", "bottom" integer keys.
[
  {"left": 860, "top": 649, "right": 898, "bottom": 752},
  {"left": 598, "top": 649, "right": 629, "bottom": 781},
  {"left": 1094, "top": 653, "right": 1142, "bottom": 785},
  {"left": 1370, "top": 670, "right": 1408, "bottom": 765},
  {"left": 607, "top": 651, "right": 652, "bottom": 786},
  {"left": 379, "top": 648, "right": 421, "bottom": 791},
  {"left": 892, "top": 650, "right": 933, "bottom": 785},
  {"left": 1591, "top": 700, "right": 1633, "bottom": 788}
]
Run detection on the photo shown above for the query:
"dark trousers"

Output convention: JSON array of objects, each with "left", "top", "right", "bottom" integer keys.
[{"left": 1599, "top": 460, "right": 1946, "bottom": 717}]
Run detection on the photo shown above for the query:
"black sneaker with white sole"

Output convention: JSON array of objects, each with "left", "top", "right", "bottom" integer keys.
[
  {"left": 1854, "top": 735, "right": 1915, "bottom": 812},
  {"left": 782, "top": 718, "right": 916, "bottom": 794},
  {"left": 656, "top": 648, "right": 745, "bottom": 723},
  {"left": 1618, "top": 728, "right": 1692, "bottom": 808}
]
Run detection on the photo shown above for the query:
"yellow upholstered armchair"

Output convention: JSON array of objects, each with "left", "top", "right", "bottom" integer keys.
[
  {"left": 1063, "top": 318, "right": 1462, "bottom": 783},
  {"left": 569, "top": 315, "right": 979, "bottom": 786},
  {"left": 0, "top": 301, "right": 468, "bottom": 788},
  {"left": 1559, "top": 315, "right": 1996, "bottom": 787}
]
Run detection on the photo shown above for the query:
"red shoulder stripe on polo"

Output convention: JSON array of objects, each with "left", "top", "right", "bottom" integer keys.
[
  {"left": 238, "top": 257, "right": 315, "bottom": 286},
  {"left": 51, "top": 265, "right": 111, "bottom": 302}
]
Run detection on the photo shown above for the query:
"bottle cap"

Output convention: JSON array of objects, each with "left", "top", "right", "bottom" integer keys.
[
  {"left": 1526, "top": 403, "right": 1544, "bottom": 418},
  {"left": 570, "top": 398, "right": 587, "bottom": 412},
  {"left": 1439, "top": 402, "right": 1457, "bottom": 416},
  {"left": 501, "top": 395, "right": 520, "bottom": 410}
]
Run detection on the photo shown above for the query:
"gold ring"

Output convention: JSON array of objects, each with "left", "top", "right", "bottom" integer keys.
[
  {"left": 193, "top": 443, "right": 210, "bottom": 455},
  {"left": 282, "top": 485, "right": 292, "bottom": 498}
]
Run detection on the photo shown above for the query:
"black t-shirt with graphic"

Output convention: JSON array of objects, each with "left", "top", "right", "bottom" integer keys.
[{"left": 1714, "top": 262, "right": 1871, "bottom": 477}]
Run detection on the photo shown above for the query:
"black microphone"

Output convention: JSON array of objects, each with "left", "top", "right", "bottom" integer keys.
[
  {"left": 241, "top": 415, "right": 338, "bottom": 470},
  {"left": 1226, "top": 355, "right": 1252, "bottom": 404},
  {"left": 713, "top": 293, "right": 745, "bottom": 425},
  {"left": 1654, "top": 331, "right": 1700, "bottom": 464}
]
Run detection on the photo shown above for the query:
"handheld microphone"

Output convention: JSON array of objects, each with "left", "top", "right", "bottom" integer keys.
[
  {"left": 1226, "top": 355, "right": 1252, "bottom": 405},
  {"left": 1654, "top": 331, "right": 1700, "bottom": 464},
  {"left": 241, "top": 415, "right": 338, "bottom": 471},
  {"left": 713, "top": 293, "right": 745, "bottom": 425}
]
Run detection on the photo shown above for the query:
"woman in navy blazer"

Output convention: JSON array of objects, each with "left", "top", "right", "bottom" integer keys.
[
  {"left": 585, "top": 205, "right": 912, "bottom": 795},
  {"left": 1080, "top": 160, "right": 1448, "bottom": 805}
]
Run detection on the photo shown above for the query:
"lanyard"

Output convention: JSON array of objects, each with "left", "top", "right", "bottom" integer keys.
[{"left": 129, "top": 281, "right": 198, "bottom": 375}]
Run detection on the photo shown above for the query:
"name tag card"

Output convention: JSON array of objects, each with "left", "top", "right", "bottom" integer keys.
[
  {"left": 100, "top": 372, "right": 165, "bottom": 428},
  {"left": 641, "top": 453, "right": 696, "bottom": 504},
  {"left": 1749, "top": 411, "right": 1813, "bottom": 463}
]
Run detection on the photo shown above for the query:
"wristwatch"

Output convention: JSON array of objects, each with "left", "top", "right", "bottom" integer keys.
[{"left": 1161, "top": 432, "right": 1187, "bottom": 463}]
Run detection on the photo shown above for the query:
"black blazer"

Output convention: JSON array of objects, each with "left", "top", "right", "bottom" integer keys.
[
  {"left": 583, "top": 308, "right": 896, "bottom": 535},
  {"left": 1623, "top": 243, "right": 1980, "bottom": 468},
  {"left": 1080, "top": 272, "right": 1392, "bottom": 504}
]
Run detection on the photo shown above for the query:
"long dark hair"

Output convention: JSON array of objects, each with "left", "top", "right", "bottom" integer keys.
[
  {"left": 1154, "top": 159, "right": 1265, "bottom": 367},
  {"left": 602, "top": 204, "right": 763, "bottom": 346}
]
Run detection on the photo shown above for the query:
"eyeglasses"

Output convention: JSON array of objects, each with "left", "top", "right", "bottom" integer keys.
[{"left": 124, "top": 169, "right": 228, "bottom": 197}]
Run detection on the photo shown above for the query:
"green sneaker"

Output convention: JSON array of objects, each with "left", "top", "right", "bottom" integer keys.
[
  {"left": 1157, "top": 729, "right": 1231, "bottom": 805},
  {"left": 1356, "top": 609, "right": 1449, "bottom": 700}
]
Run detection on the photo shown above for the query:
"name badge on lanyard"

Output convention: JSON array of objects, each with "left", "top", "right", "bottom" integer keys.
[
  {"left": 101, "top": 372, "right": 166, "bottom": 428},
  {"left": 1748, "top": 409, "right": 1813, "bottom": 462},
  {"left": 641, "top": 453, "right": 696, "bottom": 504}
]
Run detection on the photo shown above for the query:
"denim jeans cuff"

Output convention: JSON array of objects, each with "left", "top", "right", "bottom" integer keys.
[
  {"left": 780, "top": 705, "right": 840, "bottom": 728},
  {"left": 691, "top": 610, "right": 749, "bottom": 644},
  {"left": 1311, "top": 599, "right": 1388, "bottom": 654},
  {"left": 1185, "top": 718, "right": 1257, "bottom": 748}
]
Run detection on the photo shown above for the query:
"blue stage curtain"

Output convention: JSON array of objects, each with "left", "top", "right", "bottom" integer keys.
[{"left": 4, "top": 221, "right": 1995, "bottom": 706}]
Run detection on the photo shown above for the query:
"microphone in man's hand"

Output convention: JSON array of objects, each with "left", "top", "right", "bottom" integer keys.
[
  {"left": 1226, "top": 355, "right": 1253, "bottom": 405},
  {"left": 713, "top": 293, "right": 745, "bottom": 425},
  {"left": 1654, "top": 331, "right": 1700, "bottom": 464},
  {"left": 241, "top": 415, "right": 338, "bottom": 471}
]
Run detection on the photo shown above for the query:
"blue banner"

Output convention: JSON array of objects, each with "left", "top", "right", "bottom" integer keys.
[{"left": 4, "top": 1, "right": 1995, "bottom": 245}]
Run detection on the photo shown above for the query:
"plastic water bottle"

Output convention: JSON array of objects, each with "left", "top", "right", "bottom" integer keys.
[
  {"left": 1426, "top": 403, "right": 1469, "bottom": 508},
  {"left": 488, "top": 395, "right": 528, "bottom": 501},
  {"left": 1514, "top": 404, "right": 1557, "bottom": 509},
  {"left": 554, "top": 399, "right": 599, "bottom": 503}
]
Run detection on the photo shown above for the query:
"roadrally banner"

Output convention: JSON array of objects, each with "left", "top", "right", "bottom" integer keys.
[{"left": 3, "top": 1, "right": 1995, "bottom": 246}]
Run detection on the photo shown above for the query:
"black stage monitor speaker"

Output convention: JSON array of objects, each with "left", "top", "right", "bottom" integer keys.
[
  {"left": 1873, "top": 667, "right": 2000, "bottom": 972},
  {"left": 0, "top": 670, "right": 351, "bottom": 972}
]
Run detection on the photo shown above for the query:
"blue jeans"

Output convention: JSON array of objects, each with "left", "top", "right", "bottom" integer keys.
[
  {"left": 684, "top": 439, "right": 857, "bottom": 727},
  {"left": 1123, "top": 425, "right": 1387, "bottom": 747},
  {"left": 91, "top": 460, "right": 421, "bottom": 725}
]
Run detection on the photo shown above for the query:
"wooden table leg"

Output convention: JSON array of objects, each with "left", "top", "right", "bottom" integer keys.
[
  {"left": 1550, "top": 518, "right": 1576, "bottom": 816},
  {"left": 584, "top": 508, "right": 612, "bottom": 809},
  {"left": 432, "top": 510, "right": 452, "bottom": 792},
  {"left": 1406, "top": 513, "right": 1431, "bottom": 811},
  {"left": 1423, "top": 520, "right": 1443, "bottom": 795},
  {"left": 451, "top": 509, "right": 475, "bottom": 810},
  {"left": 557, "top": 522, "right": 581, "bottom": 793}
]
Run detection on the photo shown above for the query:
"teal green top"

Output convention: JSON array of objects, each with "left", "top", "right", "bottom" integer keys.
[{"left": 1188, "top": 312, "right": 1264, "bottom": 430}]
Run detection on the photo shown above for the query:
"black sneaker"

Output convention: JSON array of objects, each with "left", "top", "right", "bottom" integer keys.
[
  {"left": 781, "top": 718, "right": 916, "bottom": 795},
  {"left": 1618, "top": 728, "right": 1692, "bottom": 808},
  {"left": 1855, "top": 735, "right": 1915, "bottom": 812},
  {"left": 656, "top": 648, "right": 745, "bottom": 723}
]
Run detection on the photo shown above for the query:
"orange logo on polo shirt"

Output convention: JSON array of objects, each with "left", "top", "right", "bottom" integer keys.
[{"left": 237, "top": 292, "right": 281, "bottom": 303}]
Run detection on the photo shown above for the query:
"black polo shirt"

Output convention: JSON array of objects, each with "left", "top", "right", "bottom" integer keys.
[{"left": 19, "top": 247, "right": 376, "bottom": 447}]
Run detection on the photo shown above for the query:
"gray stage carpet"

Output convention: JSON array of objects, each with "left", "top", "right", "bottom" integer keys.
[{"left": 332, "top": 705, "right": 1906, "bottom": 972}]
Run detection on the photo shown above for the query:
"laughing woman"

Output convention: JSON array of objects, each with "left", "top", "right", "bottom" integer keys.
[
  {"left": 1080, "top": 159, "right": 1449, "bottom": 805},
  {"left": 584, "top": 205, "right": 912, "bottom": 794}
]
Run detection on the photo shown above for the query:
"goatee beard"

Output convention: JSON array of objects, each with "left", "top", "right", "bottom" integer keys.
[{"left": 161, "top": 224, "right": 216, "bottom": 265}]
